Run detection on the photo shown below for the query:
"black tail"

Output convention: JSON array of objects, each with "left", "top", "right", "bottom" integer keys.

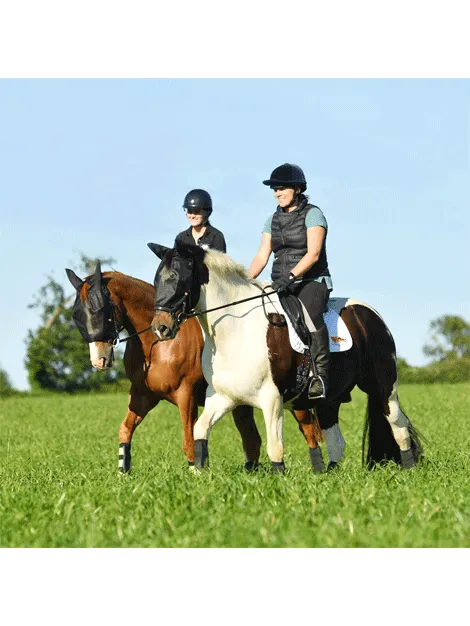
[
  {"left": 362, "top": 395, "right": 426, "bottom": 468},
  {"left": 362, "top": 394, "right": 401, "bottom": 467}
]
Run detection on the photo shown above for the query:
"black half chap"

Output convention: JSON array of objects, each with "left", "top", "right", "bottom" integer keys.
[{"left": 293, "top": 279, "right": 329, "bottom": 330}]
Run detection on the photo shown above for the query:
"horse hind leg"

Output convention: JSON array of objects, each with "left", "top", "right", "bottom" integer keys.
[
  {"left": 232, "top": 405, "right": 262, "bottom": 471},
  {"left": 290, "top": 409, "right": 326, "bottom": 473},
  {"left": 316, "top": 400, "right": 346, "bottom": 470},
  {"left": 386, "top": 380, "right": 422, "bottom": 469},
  {"left": 361, "top": 382, "right": 421, "bottom": 469}
]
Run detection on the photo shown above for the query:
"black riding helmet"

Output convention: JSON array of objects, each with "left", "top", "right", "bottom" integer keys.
[
  {"left": 183, "top": 189, "right": 213, "bottom": 216},
  {"left": 263, "top": 163, "right": 307, "bottom": 192}
]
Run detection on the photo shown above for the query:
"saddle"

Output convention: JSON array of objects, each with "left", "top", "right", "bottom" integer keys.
[
  {"left": 276, "top": 293, "right": 353, "bottom": 408},
  {"left": 277, "top": 293, "right": 313, "bottom": 407},
  {"left": 278, "top": 293, "right": 311, "bottom": 347}
]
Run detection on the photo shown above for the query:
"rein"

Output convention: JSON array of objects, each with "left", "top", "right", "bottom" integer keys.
[
  {"left": 186, "top": 286, "right": 279, "bottom": 319},
  {"left": 116, "top": 325, "right": 153, "bottom": 345}
]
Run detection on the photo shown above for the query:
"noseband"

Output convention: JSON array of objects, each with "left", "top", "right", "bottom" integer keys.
[{"left": 154, "top": 290, "right": 193, "bottom": 338}]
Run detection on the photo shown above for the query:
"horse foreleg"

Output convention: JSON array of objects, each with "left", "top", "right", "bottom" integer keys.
[
  {"left": 316, "top": 400, "right": 346, "bottom": 470},
  {"left": 290, "top": 409, "right": 325, "bottom": 473},
  {"left": 174, "top": 383, "right": 199, "bottom": 467},
  {"left": 118, "top": 388, "right": 159, "bottom": 474},
  {"left": 193, "top": 388, "right": 236, "bottom": 469},
  {"left": 232, "top": 405, "right": 262, "bottom": 470},
  {"left": 260, "top": 387, "right": 284, "bottom": 473}
]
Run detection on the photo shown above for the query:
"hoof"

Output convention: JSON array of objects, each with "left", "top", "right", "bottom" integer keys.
[
  {"left": 327, "top": 461, "right": 339, "bottom": 472},
  {"left": 244, "top": 460, "right": 259, "bottom": 472},
  {"left": 400, "top": 448, "right": 417, "bottom": 470},
  {"left": 309, "top": 447, "right": 326, "bottom": 473},
  {"left": 271, "top": 461, "right": 285, "bottom": 474}
]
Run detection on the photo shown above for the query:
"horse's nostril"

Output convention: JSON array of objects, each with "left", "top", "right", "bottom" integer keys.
[{"left": 160, "top": 324, "right": 169, "bottom": 337}]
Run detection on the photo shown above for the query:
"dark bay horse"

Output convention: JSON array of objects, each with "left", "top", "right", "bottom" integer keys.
[
  {"left": 149, "top": 241, "right": 423, "bottom": 473},
  {"left": 66, "top": 263, "right": 324, "bottom": 473}
]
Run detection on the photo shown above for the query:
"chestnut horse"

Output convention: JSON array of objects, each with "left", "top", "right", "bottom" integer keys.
[
  {"left": 149, "top": 241, "right": 423, "bottom": 473},
  {"left": 66, "top": 263, "right": 325, "bottom": 473}
]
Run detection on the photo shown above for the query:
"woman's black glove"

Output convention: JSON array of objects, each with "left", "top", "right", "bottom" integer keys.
[{"left": 271, "top": 272, "right": 296, "bottom": 294}]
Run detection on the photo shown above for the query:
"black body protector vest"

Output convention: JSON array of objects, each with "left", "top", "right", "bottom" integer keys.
[{"left": 270, "top": 199, "right": 330, "bottom": 282}]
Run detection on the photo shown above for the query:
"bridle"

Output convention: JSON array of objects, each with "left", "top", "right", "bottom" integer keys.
[
  {"left": 153, "top": 288, "right": 195, "bottom": 339},
  {"left": 102, "top": 285, "right": 153, "bottom": 347},
  {"left": 154, "top": 283, "right": 283, "bottom": 336}
]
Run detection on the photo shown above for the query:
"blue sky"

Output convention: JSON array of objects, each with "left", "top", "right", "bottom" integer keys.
[{"left": 1, "top": 79, "right": 469, "bottom": 390}]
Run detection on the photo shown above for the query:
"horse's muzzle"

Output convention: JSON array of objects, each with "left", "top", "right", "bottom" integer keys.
[
  {"left": 89, "top": 342, "right": 115, "bottom": 370},
  {"left": 151, "top": 310, "right": 179, "bottom": 341},
  {"left": 152, "top": 322, "right": 175, "bottom": 341}
]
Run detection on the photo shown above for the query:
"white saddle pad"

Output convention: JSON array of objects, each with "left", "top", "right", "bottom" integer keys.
[{"left": 283, "top": 297, "right": 353, "bottom": 353}]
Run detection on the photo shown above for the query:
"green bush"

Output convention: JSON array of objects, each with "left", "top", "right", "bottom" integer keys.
[{"left": 398, "top": 357, "right": 470, "bottom": 384}]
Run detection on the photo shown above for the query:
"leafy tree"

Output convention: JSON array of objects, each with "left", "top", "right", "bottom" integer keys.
[
  {"left": 0, "top": 367, "right": 14, "bottom": 396},
  {"left": 423, "top": 315, "right": 470, "bottom": 362},
  {"left": 24, "top": 255, "right": 126, "bottom": 392}
]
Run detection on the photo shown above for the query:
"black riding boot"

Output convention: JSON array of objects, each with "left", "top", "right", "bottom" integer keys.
[{"left": 308, "top": 324, "right": 330, "bottom": 400}]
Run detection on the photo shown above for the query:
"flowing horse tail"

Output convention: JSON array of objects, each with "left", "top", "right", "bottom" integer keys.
[
  {"left": 350, "top": 304, "right": 425, "bottom": 468},
  {"left": 362, "top": 396, "right": 425, "bottom": 468}
]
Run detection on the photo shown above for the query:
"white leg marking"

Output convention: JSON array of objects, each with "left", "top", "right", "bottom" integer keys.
[
  {"left": 387, "top": 380, "right": 411, "bottom": 451},
  {"left": 322, "top": 424, "right": 346, "bottom": 464}
]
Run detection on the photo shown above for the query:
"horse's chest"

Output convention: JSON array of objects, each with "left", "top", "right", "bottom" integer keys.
[{"left": 201, "top": 332, "right": 272, "bottom": 398}]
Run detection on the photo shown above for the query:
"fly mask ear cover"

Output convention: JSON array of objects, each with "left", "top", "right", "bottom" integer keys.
[{"left": 153, "top": 250, "right": 196, "bottom": 314}]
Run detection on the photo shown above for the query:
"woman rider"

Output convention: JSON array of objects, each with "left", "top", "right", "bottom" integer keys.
[
  {"left": 249, "top": 163, "right": 332, "bottom": 400},
  {"left": 175, "top": 189, "right": 226, "bottom": 252}
]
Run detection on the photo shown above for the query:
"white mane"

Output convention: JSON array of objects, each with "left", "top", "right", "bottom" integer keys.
[{"left": 204, "top": 250, "right": 264, "bottom": 289}]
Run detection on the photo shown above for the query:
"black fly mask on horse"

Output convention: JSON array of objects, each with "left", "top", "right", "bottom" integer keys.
[
  {"left": 66, "top": 262, "right": 121, "bottom": 343},
  {"left": 148, "top": 242, "right": 207, "bottom": 330}
]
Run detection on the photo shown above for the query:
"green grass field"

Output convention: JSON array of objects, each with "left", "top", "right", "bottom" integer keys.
[{"left": 1, "top": 383, "right": 470, "bottom": 548}]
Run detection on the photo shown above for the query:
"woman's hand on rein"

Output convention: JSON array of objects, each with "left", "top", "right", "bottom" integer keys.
[{"left": 271, "top": 272, "right": 296, "bottom": 294}]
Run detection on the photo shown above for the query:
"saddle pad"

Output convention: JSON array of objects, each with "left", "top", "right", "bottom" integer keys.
[{"left": 284, "top": 299, "right": 353, "bottom": 354}]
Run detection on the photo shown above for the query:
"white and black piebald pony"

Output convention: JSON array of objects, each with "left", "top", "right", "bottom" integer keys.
[{"left": 149, "top": 241, "right": 423, "bottom": 473}]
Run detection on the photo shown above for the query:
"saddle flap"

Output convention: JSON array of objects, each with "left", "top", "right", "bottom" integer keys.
[{"left": 278, "top": 293, "right": 311, "bottom": 347}]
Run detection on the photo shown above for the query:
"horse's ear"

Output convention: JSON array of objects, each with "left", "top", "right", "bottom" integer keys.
[
  {"left": 175, "top": 239, "right": 205, "bottom": 262},
  {"left": 65, "top": 268, "right": 84, "bottom": 291},
  {"left": 147, "top": 242, "right": 171, "bottom": 259},
  {"left": 94, "top": 261, "right": 102, "bottom": 286}
]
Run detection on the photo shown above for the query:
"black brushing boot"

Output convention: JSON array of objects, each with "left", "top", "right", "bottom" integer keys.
[
  {"left": 194, "top": 439, "right": 209, "bottom": 469},
  {"left": 309, "top": 446, "right": 326, "bottom": 473},
  {"left": 271, "top": 461, "right": 285, "bottom": 474},
  {"left": 400, "top": 448, "right": 417, "bottom": 469},
  {"left": 119, "top": 443, "right": 131, "bottom": 473}
]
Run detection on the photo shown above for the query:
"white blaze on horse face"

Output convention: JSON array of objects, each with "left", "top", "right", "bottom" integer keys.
[
  {"left": 386, "top": 379, "right": 411, "bottom": 451},
  {"left": 89, "top": 342, "right": 114, "bottom": 370}
]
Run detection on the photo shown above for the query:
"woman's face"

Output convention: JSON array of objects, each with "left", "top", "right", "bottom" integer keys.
[
  {"left": 185, "top": 208, "right": 208, "bottom": 227},
  {"left": 273, "top": 186, "right": 297, "bottom": 209}
]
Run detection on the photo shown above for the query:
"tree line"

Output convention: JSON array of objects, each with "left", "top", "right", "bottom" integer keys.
[
  {"left": 1, "top": 254, "right": 126, "bottom": 397},
  {"left": 1, "top": 255, "right": 470, "bottom": 396}
]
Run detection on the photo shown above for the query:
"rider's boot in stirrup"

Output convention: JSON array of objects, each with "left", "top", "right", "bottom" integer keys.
[{"left": 308, "top": 324, "right": 330, "bottom": 400}]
